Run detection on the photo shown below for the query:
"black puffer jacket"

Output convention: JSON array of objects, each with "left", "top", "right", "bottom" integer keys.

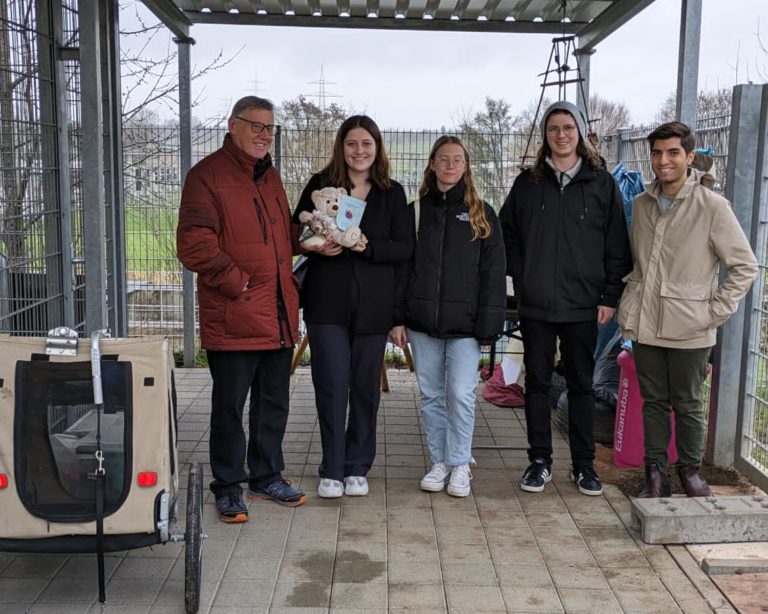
[
  {"left": 499, "top": 160, "right": 632, "bottom": 323},
  {"left": 399, "top": 180, "right": 506, "bottom": 343}
]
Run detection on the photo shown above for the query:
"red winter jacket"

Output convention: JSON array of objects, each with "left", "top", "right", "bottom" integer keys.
[{"left": 177, "top": 135, "right": 299, "bottom": 351}]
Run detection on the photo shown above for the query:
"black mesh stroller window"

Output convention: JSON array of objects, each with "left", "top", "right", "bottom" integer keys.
[{"left": 15, "top": 360, "right": 133, "bottom": 522}]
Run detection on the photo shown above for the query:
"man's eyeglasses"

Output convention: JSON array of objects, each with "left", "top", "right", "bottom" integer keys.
[
  {"left": 434, "top": 155, "right": 466, "bottom": 167},
  {"left": 235, "top": 116, "right": 278, "bottom": 135},
  {"left": 546, "top": 124, "right": 578, "bottom": 136}
]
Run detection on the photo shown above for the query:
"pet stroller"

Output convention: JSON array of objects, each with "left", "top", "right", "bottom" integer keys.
[{"left": 0, "top": 328, "right": 204, "bottom": 612}]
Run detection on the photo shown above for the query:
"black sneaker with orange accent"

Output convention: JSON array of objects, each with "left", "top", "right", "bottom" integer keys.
[
  {"left": 215, "top": 492, "right": 248, "bottom": 523},
  {"left": 248, "top": 477, "right": 307, "bottom": 507}
]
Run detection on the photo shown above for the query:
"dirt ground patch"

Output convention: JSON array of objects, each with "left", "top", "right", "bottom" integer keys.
[{"left": 593, "top": 444, "right": 762, "bottom": 498}]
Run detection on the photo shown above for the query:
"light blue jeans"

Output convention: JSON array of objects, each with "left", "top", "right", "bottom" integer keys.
[{"left": 407, "top": 329, "right": 481, "bottom": 466}]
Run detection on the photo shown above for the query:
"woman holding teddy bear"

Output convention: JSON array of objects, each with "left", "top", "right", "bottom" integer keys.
[{"left": 292, "top": 115, "right": 413, "bottom": 499}]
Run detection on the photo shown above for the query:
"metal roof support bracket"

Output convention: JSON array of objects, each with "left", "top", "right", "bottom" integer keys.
[
  {"left": 80, "top": 0, "right": 108, "bottom": 334},
  {"left": 675, "top": 0, "right": 702, "bottom": 126},
  {"left": 175, "top": 36, "right": 197, "bottom": 368}
]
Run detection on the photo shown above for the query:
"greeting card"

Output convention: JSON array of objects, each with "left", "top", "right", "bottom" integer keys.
[{"left": 336, "top": 195, "right": 366, "bottom": 230}]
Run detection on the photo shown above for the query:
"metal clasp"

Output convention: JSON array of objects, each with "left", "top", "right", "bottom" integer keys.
[{"left": 45, "top": 326, "right": 79, "bottom": 356}]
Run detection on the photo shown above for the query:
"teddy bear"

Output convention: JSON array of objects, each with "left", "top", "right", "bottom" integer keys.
[{"left": 298, "top": 186, "right": 366, "bottom": 251}]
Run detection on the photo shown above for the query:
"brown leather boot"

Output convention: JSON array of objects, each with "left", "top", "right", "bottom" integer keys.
[
  {"left": 677, "top": 466, "right": 712, "bottom": 497},
  {"left": 638, "top": 464, "right": 671, "bottom": 498}
]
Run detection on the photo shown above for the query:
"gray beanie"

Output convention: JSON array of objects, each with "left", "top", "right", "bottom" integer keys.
[{"left": 540, "top": 100, "right": 587, "bottom": 141}]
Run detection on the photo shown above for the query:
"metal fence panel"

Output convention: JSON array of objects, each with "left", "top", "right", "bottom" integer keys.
[{"left": 0, "top": 0, "right": 80, "bottom": 335}]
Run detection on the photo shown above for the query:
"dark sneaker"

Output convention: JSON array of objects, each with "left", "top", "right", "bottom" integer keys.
[
  {"left": 521, "top": 459, "right": 552, "bottom": 493},
  {"left": 215, "top": 492, "right": 248, "bottom": 523},
  {"left": 571, "top": 465, "right": 603, "bottom": 496},
  {"left": 248, "top": 478, "right": 307, "bottom": 507}
]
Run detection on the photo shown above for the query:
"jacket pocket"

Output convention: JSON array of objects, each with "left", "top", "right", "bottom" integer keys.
[
  {"left": 224, "top": 284, "right": 271, "bottom": 339},
  {"left": 617, "top": 277, "right": 642, "bottom": 335},
  {"left": 657, "top": 281, "right": 711, "bottom": 341}
]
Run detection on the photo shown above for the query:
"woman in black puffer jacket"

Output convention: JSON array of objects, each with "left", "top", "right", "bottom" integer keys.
[{"left": 391, "top": 135, "right": 506, "bottom": 498}]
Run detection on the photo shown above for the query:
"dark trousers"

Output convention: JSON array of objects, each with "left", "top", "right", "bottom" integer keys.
[
  {"left": 206, "top": 348, "right": 292, "bottom": 496},
  {"left": 633, "top": 342, "right": 711, "bottom": 473},
  {"left": 520, "top": 317, "right": 597, "bottom": 467},
  {"left": 306, "top": 323, "right": 388, "bottom": 481}
]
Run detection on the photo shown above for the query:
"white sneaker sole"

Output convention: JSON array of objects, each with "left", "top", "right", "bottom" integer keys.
[
  {"left": 520, "top": 473, "right": 552, "bottom": 493},
  {"left": 447, "top": 484, "right": 471, "bottom": 497},
  {"left": 420, "top": 480, "right": 449, "bottom": 492},
  {"left": 578, "top": 485, "right": 603, "bottom": 496},
  {"left": 318, "top": 489, "right": 342, "bottom": 498},
  {"left": 344, "top": 486, "right": 369, "bottom": 496}
]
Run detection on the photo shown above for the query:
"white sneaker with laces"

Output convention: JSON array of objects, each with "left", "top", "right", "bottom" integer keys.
[
  {"left": 343, "top": 476, "right": 369, "bottom": 496},
  {"left": 447, "top": 464, "right": 472, "bottom": 497},
  {"left": 420, "top": 462, "right": 452, "bottom": 492},
  {"left": 318, "top": 478, "right": 343, "bottom": 498}
]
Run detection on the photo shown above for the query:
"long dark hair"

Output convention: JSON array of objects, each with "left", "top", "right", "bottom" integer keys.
[
  {"left": 531, "top": 111, "right": 603, "bottom": 182},
  {"left": 419, "top": 136, "right": 490, "bottom": 240},
  {"left": 321, "top": 115, "right": 392, "bottom": 191}
]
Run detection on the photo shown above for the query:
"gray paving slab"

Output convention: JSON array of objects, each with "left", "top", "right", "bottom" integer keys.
[
  {"left": 632, "top": 495, "right": 768, "bottom": 544},
  {"left": 4, "top": 367, "right": 741, "bottom": 613}
]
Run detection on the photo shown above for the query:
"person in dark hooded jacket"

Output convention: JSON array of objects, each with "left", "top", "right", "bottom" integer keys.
[
  {"left": 391, "top": 135, "right": 506, "bottom": 498},
  {"left": 499, "top": 101, "right": 632, "bottom": 497}
]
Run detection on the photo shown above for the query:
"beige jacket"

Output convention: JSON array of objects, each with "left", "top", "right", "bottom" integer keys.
[{"left": 617, "top": 169, "right": 758, "bottom": 349}]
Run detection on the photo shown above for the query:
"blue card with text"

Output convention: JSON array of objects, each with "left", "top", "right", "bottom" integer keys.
[{"left": 336, "top": 195, "right": 366, "bottom": 230}]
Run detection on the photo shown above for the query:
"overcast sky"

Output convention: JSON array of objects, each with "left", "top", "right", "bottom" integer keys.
[{"left": 124, "top": 0, "right": 768, "bottom": 130}]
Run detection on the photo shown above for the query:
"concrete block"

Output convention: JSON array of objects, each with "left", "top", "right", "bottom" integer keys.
[
  {"left": 702, "top": 557, "right": 768, "bottom": 575},
  {"left": 631, "top": 495, "right": 768, "bottom": 544}
]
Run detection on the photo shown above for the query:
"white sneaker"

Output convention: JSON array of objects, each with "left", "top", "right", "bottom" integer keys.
[
  {"left": 447, "top": 464, "right": 472, "bottom": 497},
  {"left": 420, "top": 462, "right": 452, "bottom": 492},
  {"left": 343, "top": 476, "right": 369, "bottom": 496},
  {"left": 318, "top": 478, "right": 343, "bottom": 498}
]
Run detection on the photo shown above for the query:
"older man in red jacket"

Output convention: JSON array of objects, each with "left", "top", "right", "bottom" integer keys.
[{"left": 177, "top": 96, "right": 305, "bottom": 523}]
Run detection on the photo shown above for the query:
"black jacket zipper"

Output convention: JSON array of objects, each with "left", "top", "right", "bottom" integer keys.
[{"left": 433, "top": 192, "right": 447, "bottom": 329}]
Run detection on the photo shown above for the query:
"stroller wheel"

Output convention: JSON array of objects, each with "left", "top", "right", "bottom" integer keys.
[{"left": 184, "top": 463, "right": 204, "bottom": 613}]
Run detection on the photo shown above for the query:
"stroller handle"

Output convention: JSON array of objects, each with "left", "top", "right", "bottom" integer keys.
[{"left": 90, "top": 329, "right": 110, "bottom": 406}]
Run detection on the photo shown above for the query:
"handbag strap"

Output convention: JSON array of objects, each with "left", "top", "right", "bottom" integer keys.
[{"left": 412, "top": 197, "right": 420, "bottom": 241}]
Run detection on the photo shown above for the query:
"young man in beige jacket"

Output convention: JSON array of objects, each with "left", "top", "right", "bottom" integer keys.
[{"left": 617, "top": 121, "right": 758, "bottom": 498}]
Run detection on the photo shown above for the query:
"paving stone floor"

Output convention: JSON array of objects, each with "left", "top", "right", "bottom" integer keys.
[{"left": 0, "top": 368, "right": 739, "bottom": 613}]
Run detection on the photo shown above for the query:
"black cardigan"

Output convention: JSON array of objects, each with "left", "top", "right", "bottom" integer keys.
[
  {"left": 399, "top": 180, "right": 507, "bottom": 343},
  {"left": 499, "top": 161, "right": 632, "bottom": 323},
  {"left": 292, "top": 172, "right": 414, "bottom": 334}
]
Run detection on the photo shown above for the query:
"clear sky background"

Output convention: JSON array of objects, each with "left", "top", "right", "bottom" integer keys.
[{"left": 124, "top": 0, "right": 768, "bottom": 129}]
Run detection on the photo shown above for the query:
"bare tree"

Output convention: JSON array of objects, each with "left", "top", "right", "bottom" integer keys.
[
  {"left": 120, "top": 4, "right": 240, "bottom": 124},
  {"left": 511, "top": 96, "right": 552, "bottom": 136},
  {"left": 654, "top": 88, "right": 733, "bottom": 124},
  {"left": 588, "top": 94, "right": 632, "bottom": 138},
  {"left": 275, "top": 95, "right": 355, "bottom": 207},
  {"left": 456, "top": 97, "right": 520, "bottom": 210},
  {"left": 0, "top": 1, "right": 44, "bottom": 266}
]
